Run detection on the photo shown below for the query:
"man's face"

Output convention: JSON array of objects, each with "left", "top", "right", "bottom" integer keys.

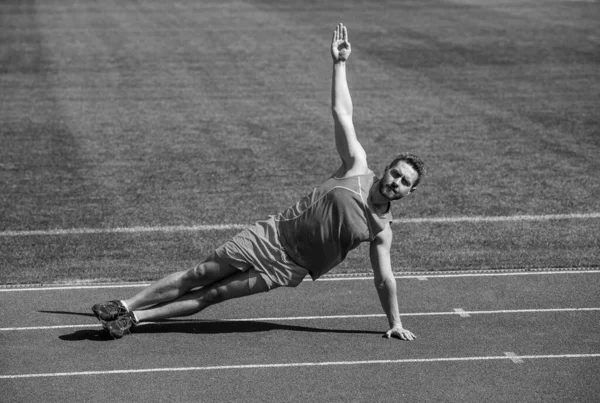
[{"left": 379, "top": 161, "right": 419, "bottom": 201}]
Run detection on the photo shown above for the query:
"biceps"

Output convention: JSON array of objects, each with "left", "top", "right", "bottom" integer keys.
[
  {"left": 370, "top": 244, "right": 393, "bottom": 280},
  {"left": 370, "top": 228, "right": 394, "bottom": 277}
]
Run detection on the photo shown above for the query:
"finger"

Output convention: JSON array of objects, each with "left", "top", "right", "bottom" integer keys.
[
  {"left": 391, "top": 330, "right": 414, "bottom": 341},
  {"left": 343, "top": 25, "right": 348, "bottom": 42}
]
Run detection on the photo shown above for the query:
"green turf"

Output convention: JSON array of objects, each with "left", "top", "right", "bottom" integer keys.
[
  {"left": 1, "top": 219, "right": 599, "bottom": 285},
  {"left": 1, "top": 0, "right": 599, "bottom": 284}
]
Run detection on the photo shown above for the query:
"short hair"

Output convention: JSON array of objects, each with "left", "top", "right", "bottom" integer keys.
[{"left": 387, "top": 153, "right": 426, "bottom": 188}]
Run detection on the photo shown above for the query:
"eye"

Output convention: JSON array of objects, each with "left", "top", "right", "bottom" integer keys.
[
  {"left": 393, "top": 171, "right": 409, "bottom": 186},
  {"left": 391, "top": 170, "right": 404, "bottom": 179}
]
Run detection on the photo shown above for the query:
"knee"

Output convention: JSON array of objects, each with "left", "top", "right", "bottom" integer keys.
[
  {"left": 202, "top": 287, "right": 225, "bottom": 306},
  {"left": 182, "top": 263, "right": 212, "bottom": 288},
  {"left": 188, "top": 264, "right": 208, "bottom": 281}
]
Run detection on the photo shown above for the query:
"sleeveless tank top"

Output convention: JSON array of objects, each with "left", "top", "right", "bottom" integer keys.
[{"left": 275, "top": 171, "right": 393, "bottom": 280}]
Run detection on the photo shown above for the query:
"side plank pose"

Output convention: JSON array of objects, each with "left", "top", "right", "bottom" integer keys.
[{"left": 92, "top": 24, "right": 425, "bottom": 340}]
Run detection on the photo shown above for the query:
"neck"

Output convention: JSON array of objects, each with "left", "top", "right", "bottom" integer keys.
[{"left": 369, "top": 182, "right": 390, "bottom": 211}]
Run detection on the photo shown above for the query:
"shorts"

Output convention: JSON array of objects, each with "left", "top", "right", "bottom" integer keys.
[{"left": 206, "top": 217, "right": 309, "bottom": 289}]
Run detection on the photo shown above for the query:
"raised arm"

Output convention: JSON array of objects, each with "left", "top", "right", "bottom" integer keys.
[
  {"left": 369, "top": 226, "right": 416, "bottom": 341},
  {"left": 331, "top": 23, "right": 368, "bottom": 178}
]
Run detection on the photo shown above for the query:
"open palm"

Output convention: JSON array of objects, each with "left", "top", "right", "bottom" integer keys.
[{"left": 331, "top": 23, "right": 351, "bottom": 62}]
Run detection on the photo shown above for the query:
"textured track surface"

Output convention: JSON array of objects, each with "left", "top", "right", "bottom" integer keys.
[{"left": 2, "top": 271, "right": 599, "bottom": 402}]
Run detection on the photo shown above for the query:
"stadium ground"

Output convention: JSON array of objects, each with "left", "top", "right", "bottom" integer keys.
[
  {"left": 1, "top": 0, "right": 599, "bottom": 401},
  {"left": 1, "top": 270, "right": 599, "bottom": 402},
  {"left": 1, "top": 0, "right": 599, "bottom": 285}
]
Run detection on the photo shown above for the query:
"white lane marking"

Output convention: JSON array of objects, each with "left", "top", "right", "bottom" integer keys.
[
  {"left": 0, "top": 284, "right": 154, "bottom": 292},
  {"left": 454, "top": 308, "right": 470, "bottom": 317},
  {"left": 2, "top": 308, "right": 598, "bottom": 332},
  {"left": 504, "top": 352, "right": 525, "bottom": 364},
  {"left": 317, "top": 269, "right": 600, "bottom": 282},
  {"left": 2, "top": 213, "right": 599, "bottom": 237},
  {"left": 0, "top": 224, "right": 249, "bottom": 237},
  {"left": 1, "top": 354, "right": 599, "bottom": 379},
  {"left": 2, "top": 269, "right": 599, "bottom": 291},
  {"left": 395, "top": 213, "right": 600, "bottom": 224},
  {"left": 1, "top": 324, "right": 98, "bottom": 331}
]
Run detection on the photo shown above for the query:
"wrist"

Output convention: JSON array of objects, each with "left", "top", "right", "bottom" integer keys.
[
  {"left": 333, "top": 60, "right": 347, "bottom": 66},
  {"left": 389, "top": 316, "right": 402, "bottom": 328}
]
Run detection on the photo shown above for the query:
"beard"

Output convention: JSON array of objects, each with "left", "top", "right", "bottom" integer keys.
[{"left": 378, "top": 179, "right": 396, "bottom": 200}]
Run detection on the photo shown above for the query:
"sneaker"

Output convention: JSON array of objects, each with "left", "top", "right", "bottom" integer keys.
[
  {"left": 104, "top": 312, "right": 138, "bottom": 339},
  {"left": 92, "top": 300, "right": 128, "bottom": 322}
]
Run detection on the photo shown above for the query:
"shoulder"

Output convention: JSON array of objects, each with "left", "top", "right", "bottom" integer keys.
[
  {"left": 328, "top": 170, "right": 376, "bottom": 196},
  {"left": 333, "top": 164, "right": 373, "bottom": 180},
  {"left": 333, "top": 158, "right": 370, "bottom": 179}
]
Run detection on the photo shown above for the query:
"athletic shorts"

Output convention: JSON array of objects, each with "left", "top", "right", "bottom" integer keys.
[{"left": 206, "top": 216, "right": 309, "bottom": 289}]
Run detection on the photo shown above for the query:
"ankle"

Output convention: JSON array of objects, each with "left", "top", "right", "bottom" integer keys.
[
  {"left": 130, "top": 311, "right": 141, "bottom": 324},
  {"left": 119, "top": 300, "right": 131, "bottom": 311}
]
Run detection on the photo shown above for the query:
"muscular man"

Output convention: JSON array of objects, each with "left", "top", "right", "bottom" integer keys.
[{"left": 93, "top": 23, "right": 425, "bottom": 340}]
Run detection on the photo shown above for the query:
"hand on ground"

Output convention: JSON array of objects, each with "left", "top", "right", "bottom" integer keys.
[{"left": 384, "top": 326, "right": 416, "bottom": 341}]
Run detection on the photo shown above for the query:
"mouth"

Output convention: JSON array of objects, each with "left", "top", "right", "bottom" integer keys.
[
  {"left": 378, "top": 180, "right": 400, "bottom": 201},
  {"left": 380, "top": 185, "right": 397, "bottom": 199},
  {"left": 387, "top": 184, "right": 408, "bottom": 200}
]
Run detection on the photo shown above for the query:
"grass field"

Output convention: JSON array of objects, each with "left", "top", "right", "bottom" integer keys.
[{"left": 1, "top": 0, "right": 599, "bottom": 284}]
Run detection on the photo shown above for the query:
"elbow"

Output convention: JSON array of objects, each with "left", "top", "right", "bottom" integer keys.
[
  {"left": 373, "top": 275, "right": 385, "bottom": 290},
  {"left": 374, "top": 274, "right": 395, "bottom": 290},
  {"left": 331, "top": 106, "right": 352, "bottom": 120}
]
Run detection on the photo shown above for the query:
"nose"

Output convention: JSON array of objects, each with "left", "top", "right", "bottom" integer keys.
[{"left": 390, "top": 180, "right": 399, "bottom": 190}]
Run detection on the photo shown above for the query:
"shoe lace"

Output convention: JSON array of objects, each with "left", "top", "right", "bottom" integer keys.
[
  {"left": 113, "top": 313, "right": 136, "bottom": 335},
  {"left": 109, "top": 301, "right": 127, "bottom": 316}
]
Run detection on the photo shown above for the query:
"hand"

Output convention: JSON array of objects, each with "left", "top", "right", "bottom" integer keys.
[
  {"left": 384, "top": 326, "right": 416, "bottom": 341},
  {"left": 331, "top": 23, "right": 351, "bottom": 62}
]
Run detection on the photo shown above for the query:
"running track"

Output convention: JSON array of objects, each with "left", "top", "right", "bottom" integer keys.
[{"left": 1, "top": 270, "right": 599, "bottom": 402}]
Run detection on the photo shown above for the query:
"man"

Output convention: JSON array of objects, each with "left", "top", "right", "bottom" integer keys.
[{"left": 93, "top": 23, "right": 425, "bottom": 341}]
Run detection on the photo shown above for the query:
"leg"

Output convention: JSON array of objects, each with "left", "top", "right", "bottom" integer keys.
[
  {"left": 134, "top": 268, "right": 273, "bottom": 322},
  {"left": 124, "top": 258, "right": 241, "bottom": 311}
]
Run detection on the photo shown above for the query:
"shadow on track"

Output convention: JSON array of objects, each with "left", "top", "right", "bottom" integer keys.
[
  {"left": 135, "top": 320, "right": 382, "bottom": 336},
  {"left": 60, "top": 329, "right": 114, "bottom": 342},
  {"left": 59, "top": 320, "right": 381, "bottom": 342},
  {"left": 39, "top": 310, "right": 96, "bottom": 318}
]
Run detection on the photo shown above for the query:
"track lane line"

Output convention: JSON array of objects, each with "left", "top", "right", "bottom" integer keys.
[
  {"left": 2, "top": 269, "right": 599, "bottom": 291},
  {"left": 319, "top": 269, "right": 600, "bottom": 281},
  {"left": 2, "top": 212, "right": 599, "bottom": 237},
  {"left": 2, "top": 307, "right": 598, "bottom": 332},
  {"left": 2, "top": 353, "right": 599, "bottom": 379}
]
